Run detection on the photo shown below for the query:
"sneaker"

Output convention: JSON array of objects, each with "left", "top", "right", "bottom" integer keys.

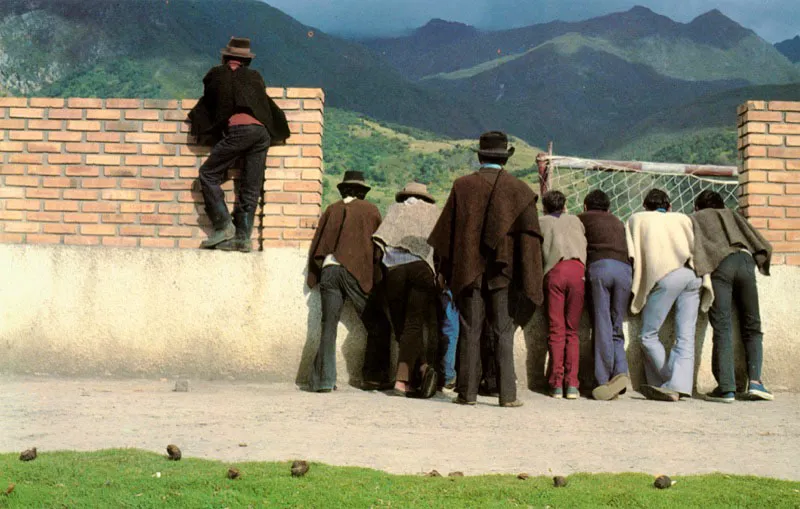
[
  {"left": 500, "top": 400, "right": 524, "bottom": 408},
  {"left": 592, "top": 374, "right": 628, "bottom": 401},
  {"left": 639, "top": 384, "right": 679, "bottom": 402},
  {"left": 747, "top": 382, "right": 774, "bottom": 401},
  {"left": 550, "top": 387, "right": 563, "bottom": 399},
  {"left": 565, "top": 387, "right": 579, "bottom": 400},
  {"left": 704, "top": 387, "right": 734, "bottom": 403},
  {"left": 452, "top": 395, "right": 476, "bottom": 405}
]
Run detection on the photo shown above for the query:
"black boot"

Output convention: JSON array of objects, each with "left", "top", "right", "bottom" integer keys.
[
  {"left": 218, "top": 208, "right": 245, "bottom": 252},
  {"left": 200, "top": 202, "right": 235, "bottom": 249},
  {"left": 238, "top": 208, "right": 256, "bottom": 253}
]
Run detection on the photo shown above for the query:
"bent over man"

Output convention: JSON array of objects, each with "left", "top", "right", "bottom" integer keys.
[
  {"left": 189, "top": 37, "right": 290, "bottom": 251},
  {"left": 429, "top": 131, "right": 544, "bottom": 407}
]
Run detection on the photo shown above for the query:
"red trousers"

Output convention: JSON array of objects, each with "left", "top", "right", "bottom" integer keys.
[{"left": 545, "top": 259, "right": 585, "bottom": 389}]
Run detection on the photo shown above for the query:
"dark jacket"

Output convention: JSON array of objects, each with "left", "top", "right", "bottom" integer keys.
[
  {"left": 307, "top": 199, "right": 383, "bottom": 294},
  {"left": 189, "top": 64, "right": 290, "bottom": 146},
  {"left": 578, "top": 210, "right": 630, "bottom": 267},
  {"left": 691, "top": 208, "right": 772, "bottom": 276},
  {"left": 428, "top": 168, "right": 544, "bottom": 325}
]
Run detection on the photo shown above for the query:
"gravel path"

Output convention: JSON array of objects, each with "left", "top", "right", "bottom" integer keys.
[{"left": 2, "top": 376, "right": 798, "bottom": 480}]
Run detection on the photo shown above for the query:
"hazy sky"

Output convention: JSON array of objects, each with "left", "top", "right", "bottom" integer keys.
[{"left": 262, "top": 0, "right": 798, "bottom": 43}]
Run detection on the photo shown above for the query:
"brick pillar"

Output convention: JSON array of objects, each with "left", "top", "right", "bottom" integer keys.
[{"left": 737, "top": 100, "right": 800, "bottom": 266}]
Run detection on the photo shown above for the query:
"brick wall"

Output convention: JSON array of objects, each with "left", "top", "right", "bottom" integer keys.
[
  {"left": 737, "top": 100, "right": 800, "bottom": 266},
  {"left": 0, "top": 88, "right": 323, "bottom": 249}
]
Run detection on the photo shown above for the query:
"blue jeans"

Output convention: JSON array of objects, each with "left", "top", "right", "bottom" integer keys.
[
  {"left": 639, "top": 267, "right": 702, "bottom": 395},
  {"left": 438, "top": 289, "right": 459, "bottom": 384},
  {"left": 587, "top": 259, "right": 632, "bottom": 386}
]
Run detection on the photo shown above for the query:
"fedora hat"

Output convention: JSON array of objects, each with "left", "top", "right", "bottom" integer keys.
[
  {"left": 337, "top": 171, "right": 371, "bottom": 192},
  {"left": 471, "top": 131, "right": 515, "bottom": 158},
  {"left": 396, "top": 182, "right": 435, "bottom": 204},
  {"left": 220, "top": 37, "right": 255, "bottom": 59}
]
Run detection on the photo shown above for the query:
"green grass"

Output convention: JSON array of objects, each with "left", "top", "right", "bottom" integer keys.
[{"left": 1, "top": 449, "right": 798, "bottom": 508}]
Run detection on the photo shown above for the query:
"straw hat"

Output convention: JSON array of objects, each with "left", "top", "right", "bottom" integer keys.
[{"left": 395, "top": 182, "right": 435, "bottom": 204}]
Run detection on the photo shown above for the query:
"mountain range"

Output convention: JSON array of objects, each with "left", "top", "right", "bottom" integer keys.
[{"left": 0, "top": 0, "right": 798, "bottom": 162}]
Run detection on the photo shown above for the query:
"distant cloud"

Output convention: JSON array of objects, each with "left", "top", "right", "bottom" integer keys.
[{"left": 262, "top": 0, "right": 799, "bottom": 42}]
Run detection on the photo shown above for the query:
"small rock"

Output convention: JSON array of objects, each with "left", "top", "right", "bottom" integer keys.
[
  {"left": 238, "top": 443, "right": 248, "bottom": 447},
  {"left": 553, "top": 475, "right": 568, "bottom": 487},
  {"left": 291, "top": 460, "right": 309, "bottom": 477},
  {"left": 517, "top": 473, "right": 530, "bottom": 480},
  {"left": 166, "top": 444, "right": 181, "bottom": 461},
  {"left": 227, "top": 467, "right": 241, "bottom": 480},
  {"left": 448, "top": 471, "right": 464, "bottom": 477},
  {"left": 425, "top": 470, "right": 442, "bottom": 477},
  {"left": 19, "top": 448, "right": 37, "bottom": 462},
  {"left": 4, "top": 483, "right": 14, "bottom": 496},
  {"left": 654, "top": 475, "right": 672, "bottom": 489},
  {"left": 174, "top": 380, "right": 189, "bottom": 392}
]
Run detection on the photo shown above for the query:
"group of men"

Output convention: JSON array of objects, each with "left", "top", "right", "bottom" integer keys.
[{"left": 190, "top": 38, "right": 774, "bottom": 407}]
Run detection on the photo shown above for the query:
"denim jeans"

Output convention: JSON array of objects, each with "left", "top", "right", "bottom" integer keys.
[
  {"left": 639, "top": 267, "right": 702, "bottom": 395},
  {"left": 587, "top": 259, "right": 632, "bottom": 386},
  {"left": 198, "top": 124, "right": 270, "bottom": 226},
  {"left": 709, "top": 252, "right": 763, "bottom": 392},
  {"left": 438, "top": 288, "right": 459, "bottom": 384}
]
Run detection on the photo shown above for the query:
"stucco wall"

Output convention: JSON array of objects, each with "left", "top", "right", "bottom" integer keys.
[{"left": 2, "top": 244, "right": 797, "bottom": 392}]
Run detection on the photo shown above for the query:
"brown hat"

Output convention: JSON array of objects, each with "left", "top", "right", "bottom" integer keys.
[
  {"left": 221, "top": 37, "right": 255, "bottom": 59},
  {"left": 337, "top": 171, "right": 371, "bottom": 192},
  {"left": 395, "top": 182, "right": 435, "bottom": 204},
  {"left": 472, "top": 130, "right": 515, "bottom": 158}
]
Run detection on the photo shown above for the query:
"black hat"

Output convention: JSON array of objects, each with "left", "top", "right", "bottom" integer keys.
[
  {"left": 221, "top": 37, "right": 255, "bottom": 59},
  {"left": 472, "top": 131, "right": 515, "bottom": 158},
  {"left": 337, "top": 171, "right": 371, "bottom": 192}
]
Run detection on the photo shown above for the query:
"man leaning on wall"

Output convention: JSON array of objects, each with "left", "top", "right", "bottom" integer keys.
[{"left": 188, "top": 37, "right": 290, "bottom": 252}]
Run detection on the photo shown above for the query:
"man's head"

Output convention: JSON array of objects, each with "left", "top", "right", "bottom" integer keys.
[
  {"left": 542, "top": 190, "right": 566, "bottom": 215},
  {"left": 336, "top": 171, "right": 371, "bottom": 200},
  {"left": 643, "top": 189, "right": 671, "bottom": 211},
  {"left": 474, "top": 131, "right": 515, "bottom": 166},
  {"left": 694, "top": 190, "right": 726, "bottom": 210},
  {"left": 583, "top": 189, "right": 611, "bottom": 212},
  {"left": 220, "top": 37, "right": 255, "bottom": 65},
  {"left": 338, "top": 184, "right": 368, "bottom": 200}
]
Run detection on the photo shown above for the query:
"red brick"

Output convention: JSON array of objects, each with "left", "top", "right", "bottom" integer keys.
[
  {"left": 786, "top": 136, "right": 800, "bottom": 147},
  {"left": 65, "top": 166, "right": 100, "bottom": 177},
  {"left": 285, "top": 157, "right": 322, "bottom": 169},
  {"left": 745, "top": 206, "right": 785, "bottom": 218},
  {"left": 742, "top": 158, "right": 784, "bottom": 171},
  {"left": 159, "top": 181, "right": 193, "bottom": 191},
  {"left": 178, "top": 168, "right": 199, "bottom": 178},
  {"left": 86, "top": 109, "right": 121, "bottom": 120},
  {"left": 104, "top": 167, "right": 138, "bottom": 177},
  {"left": 263, "top": 216, "right": 299, "bottom": 227},
  {"left": 769, "top": 196, "right": 800, "bottom": 207},
  {"left": 125, "top": 155, "right": 160, "bottom": 166},
  {"left": 768, "top": 147, "right": 800, "bottom": 159},
  {"left": 143, "top": 122, "right": 178, "bottom": 133},
  {"left": 125, "top": 110, "right": 160, "bottom": 120},
  {"left": 283, "top": 204, "right": 319, "bottom": 216},
  {"left": 30, "top": 98, "right": 64, "bottom": 108},
  {"left": 125, "top": 133, "right": 161, "bottom": 144},
  {"left": 266, "top": 88, "right": 285, "bottom": 98},
  {"left": 64, "top": 189, "right": 100, "bottom": 201},
  {"left": 0, "top": 188, "right": 24, "bottom": 199},
  {"left": 28, "top": 212, "right": 62, "bottom": 222},
  {"left": 142, "top": 167, "right": 176, "bottom": 178},
  {"left": 102, "top": 237, "right": 139, "bottom": 247},
  {"left": 0, "top": 141, "right": 24, "bottom": 152},
  {"left": 102, "top": 190, "right": 138, "bottom": 201},
  {"left": 302, "top": 169, "right": 323, "bottom": 181},
  {"left": 121, "top": 179, "right": 156, "bottom": 190},
  {"left": 264, "top": 192, "right": 299, "bottom": 204},
  {"left": 81, "top": 178, "right": 117, "bottom": 189},
  {"left": 5, "top": 223, "right": 40, "bottom": 233},
  {"left": 162, "top": 156, "right": 196, "bottom": 167},
  {"left": 104, "top": 121, "right": 139, "bottom": 132},
  {"left": 26, "top": 234, "right": 61, "bottom": 244},
  {"left": 178, "top": 238, "right": 203, "bottom": 249},
  {"left": 180, "top": 99, "right": 199, "bottom": 109},
  {"left": 740, "top": 134, "right": 784, "bottom": 147},
  {"left": 141, "top": 238, "right": 176, "bottom": 248},
  {"left": 29, "top": 120, "right": 62, "bottom": 130},
  {"left": 770, "top": 124, "right": 800, "bottom": 135},
  {"left": 785, "top": 255, "right": 800, "bottom": 266},
  {"left": 10, "top": 131, "right": 44, "bottom": 141},
  {"left": 67, "top": 120, "right": 101, "bottom": 131},
  {"left": 176, "top": 191, "right": 202, "bottom": 203},
  {"left": 159, "top": 203, "right": 194, "bottom": 214},
  {"left": 260, "top": 228, "right": 283, "bottom": 239},
  {"left": 769, "top": 101, "right": 800, "bottom": 111},
  {"left": 86, "top": 154, "right": 121, "bottom": 166},
  {"left": 289, "top": 122, "right": 302, "bottom": 134},
  {"left": 143, "top": 144, "right": 175, "bottom": 155},
  {"left": 0, "top": 164, "right": 24, "bottom": 175},
  {"left": 120, "top": 203, "right": 156, "bottom": 213},
  {"left": 139, "top": 191, "right": 175, "bottom": 202},
  {"left": 10, "top": 108, "right": 44, "bottom": 118},
  {"left": 67, "top": 98, "right": 102, "bottom": 108},
  {"left": 39, "top": 196, "right": 75, "bottom": 208},
  {"left": 0, "top": 97, "right": 27, "bottom": 106},
  {"left": 81, "top": 202, "right": 118, "bottom": 213},
  {"left": 80, "top": 224, "right": 116, "bottom": 236},
  {"left": 0, "top": 233, "right": 24, "bottom": 243},
  {"left": 285, "top": 111, "right": 323, "bottom": 123},
  {"left": 10, "top": 154, "right": 43, "bottom": 164},
  {"left": 87, "top": 132, "right": 121, "bottom": 143},
  {"left": 286, "top": 88, "right": 324, "bottom": 100},
  {"left": 105, "top": 99, "right": 141, "bottom": 108},
  {"left": 27, "top": 142, "right": 62, "bottom": 153},
  {"left": 48, "top": 109, "right": 83, "bottom": 120},
  {"left": 48, "top": 154, "right": 82, "bottom": 165},
  {"left": 286, "top": 134, "right": 322, "bottom": 146},
  {"left": 769, "top": 173, "right": 800, "bottom": 184},
  {"left": 788, "top": 184, "right": 800, "bottom": 194},
  {"left": 179, "top": 145, "right": 209, "bottom": 156},
  {"left": 268, "top": 145, "right": 301, "bottom": 157},
  {"left": 143, "top": 99, "right": 178, "bottom": 110},
  {"left": 63, "top": 213, "right": 100, "bottom": 223},
  {"left": 273, "top": 99, "right": 301, "bottom": 110},
  {"left": 48, "top": 132, "right": 82, "bottom": 142},
  {"left": 772, "top": 242, "right": 800, "bottom": 252},
  {"left": 164, "top": 110, "right": 188, "bottom": 121},
  {"left": 26, "top": 188, "right": 60, "bottom": 199},
  {"left": 65, "top": 143, "right": 100, "bottom": 153},
  {"left": 99, "top": 213, "right": 135, "bottom": 223},
  {"left": 772, "top": 254, "right": 786, "bottom": 265},
  {"left": 788, "top": 161, "right": 800, "bottom": 171},
  {"left": 158, "top": 226, "right": 193, "bottom": 237},
  {"left": 163, "top": 134, "right": 191, "bottom": 144},
  {"left": 65, "top": 236, "right": 100, "bottom": 246},
  {"left": 0, "top": 119, "right": 25, "bottom": 129},
  {"left": 301, "top": 193, "right": 322, "bottom": 204},
  {"left": 43, "top": 224, "right": 77, "bottom": 234},
  {"left": 262, "top": 240, "right": 304, "bottom": 248},
  {"left": 5, "top": 176, "right": 38, "bottom": 187},
  {"left": 769, "top": 219, "right": 800, "bottom": 230},
  {"left": 140, "top": 215, "right": 173, "bottom": 225},
  {"left": 104, "top": 144, "right": 139, "bottom": 154},
  {"left": 42, "top": 177, "right": 76, "bottom": 188},
  {"left": 302, "top": 122, "right": 322, "bottom": 134},
  {"left": 27, "top": 166, "right": 62, "bottom": 176}
]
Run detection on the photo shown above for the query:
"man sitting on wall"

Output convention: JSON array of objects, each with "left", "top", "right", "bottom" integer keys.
[
  {"left": 692, "top": 190, "right": 774, "bottom": 403},
  {"left": 372, "top": 182, "right": 441, "bottom": 398},
  {"left": 428, "top": 131, "right": 544, "bottom": 408},
  {"left": 188, "top": 37, "right": 290, "bottom": 252},
  {"left": 306, "top": 171, "right": 390, "bottom": 393}
]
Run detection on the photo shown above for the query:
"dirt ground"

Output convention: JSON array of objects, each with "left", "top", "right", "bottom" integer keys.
[{"left": 1, "top": 376, "right": 798, "bottom": 481}]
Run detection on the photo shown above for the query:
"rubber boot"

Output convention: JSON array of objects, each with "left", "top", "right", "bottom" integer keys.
[
  {"left": 218, "top": 208, "right": 245, "bottom": 252},
  {"left": 200, "top": 202, "right": 235, "bottom": 249},
  {"left": 237, "top": 208, "right": 256, "bottom": 253}
]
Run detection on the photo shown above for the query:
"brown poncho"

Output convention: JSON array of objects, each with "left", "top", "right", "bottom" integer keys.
[{"left": 692, "top": 208, "right": 772, "bottom": 277}]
